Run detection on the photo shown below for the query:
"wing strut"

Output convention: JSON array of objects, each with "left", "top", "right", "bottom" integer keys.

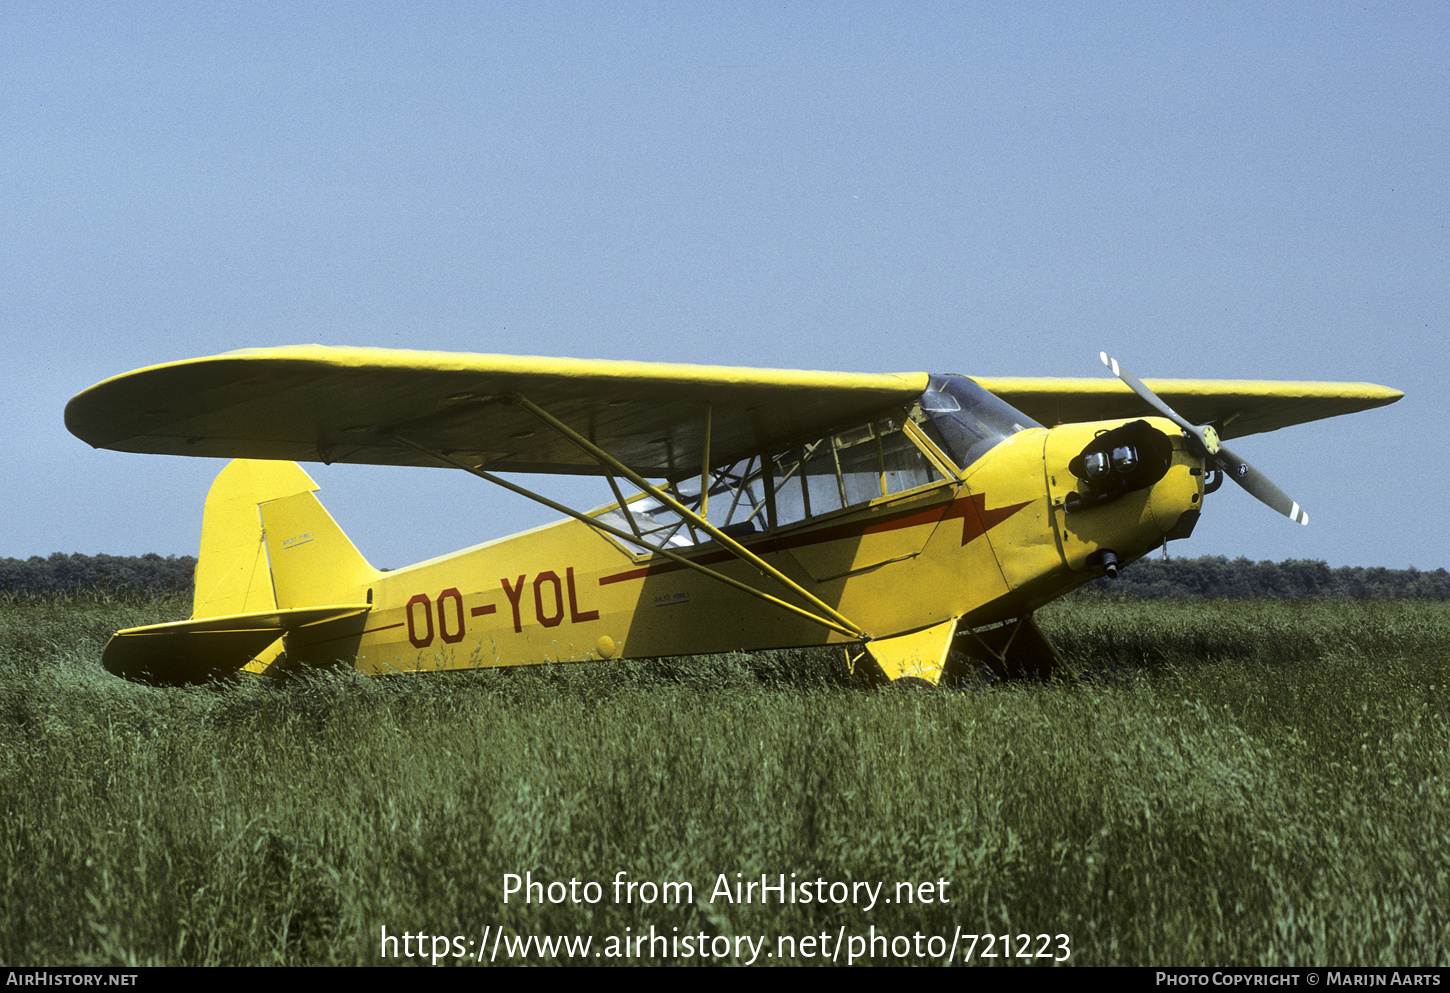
[
  {"left": 510, "top": 393, "right": 869, "bottom": 641},
  {"left": 386, "top": 433, "right": 869, "bottom": 642}
]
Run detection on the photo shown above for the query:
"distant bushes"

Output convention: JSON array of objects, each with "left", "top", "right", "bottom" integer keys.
[
  {"left": 0, "top": 553, "right": 196, "bottom": 598},
  {"left": 1079, "top": 555, "right": 1450, "bottom": 599},
  {"left": 2, "top": 552, "right": 1446, "bottom": 600}
]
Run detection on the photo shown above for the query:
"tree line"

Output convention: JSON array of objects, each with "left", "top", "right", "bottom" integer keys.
[
  {"left": 1, "top": 551, "right": 1447, "bottom": 600},
  {"left": 1078, "top": 555, "right": 1450, "bottom": 599},
  {"left": 0, "top": 552, "right": 197, "bottom": 598}
]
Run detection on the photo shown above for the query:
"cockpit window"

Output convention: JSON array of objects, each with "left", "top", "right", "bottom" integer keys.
[
  {"left": 920, "top": 375, "right": 1043, "bottom": 469},
  {"left": 594, "top": 413, "right": 951, "bottom": 556}
]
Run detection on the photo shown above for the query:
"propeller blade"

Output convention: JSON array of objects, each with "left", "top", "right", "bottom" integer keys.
[
  {"left": 1101, "top": 351, "right": 1222, "bottom": 456},
  {"left": 1212, "top": 444, "right": 1309, "bottom": 525},
  {"left": 1099, "top": 351, "right": 1307, "bottom": 525},
  {"left": 1099, "top": 352, "right": 1194, "bottom": 433}
]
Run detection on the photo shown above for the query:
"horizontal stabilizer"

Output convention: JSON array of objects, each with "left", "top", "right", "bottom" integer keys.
[{"left": 102, "top": 605, "right": 370, "bottom": 684}]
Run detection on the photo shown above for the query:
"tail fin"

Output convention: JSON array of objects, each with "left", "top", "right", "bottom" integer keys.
[
  {"left": 194, "top": 460, "right": 315, "bottom": 617},
  {"left": 194, "top": 459, "right": 378, "bottom": 615}
]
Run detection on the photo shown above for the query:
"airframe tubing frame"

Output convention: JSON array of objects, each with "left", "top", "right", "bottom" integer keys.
[
  {"left": 510, "top": 393, "right": 868, "bottom": 640},
  {"left": 386, "top": 430, "right": 868, "bottom": 642}
]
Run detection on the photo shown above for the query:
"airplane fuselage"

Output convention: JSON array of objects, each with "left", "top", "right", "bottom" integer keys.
[{"left": 278, "top": 416, "right": 1204, "bottom": 678}]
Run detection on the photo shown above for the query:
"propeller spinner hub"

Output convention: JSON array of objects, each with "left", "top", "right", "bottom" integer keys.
[{"left": 1200, "top": 424, "right": 1221, "bottom": 456}]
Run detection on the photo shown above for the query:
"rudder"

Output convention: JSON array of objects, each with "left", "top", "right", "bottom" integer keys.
[{"left": 259, "top": 478, "right": 379, "bottom": 609}]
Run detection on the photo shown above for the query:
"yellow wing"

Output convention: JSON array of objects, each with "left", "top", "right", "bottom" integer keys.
[
  {"left": 65, "top": 345, "right": 929, "bottom": 477},
  {"left": 971, "top": 376, "right": 1402, "bottom": 440},
  {"left": 66, "top": 346, "right": 1402, "bottom": 477}
]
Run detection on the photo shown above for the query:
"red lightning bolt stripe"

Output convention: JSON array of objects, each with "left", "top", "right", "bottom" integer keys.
[{"left": 598, "top": 492, "right": 1032, "bottom": 586}]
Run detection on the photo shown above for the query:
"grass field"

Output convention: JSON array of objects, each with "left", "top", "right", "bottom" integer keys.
[{"left": 1, "top": 590, "right": 1446, "bottom": 966}]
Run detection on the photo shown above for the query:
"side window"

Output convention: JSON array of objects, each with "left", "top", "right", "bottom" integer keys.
[
  {"left": 879, "top": 414, "right": 948, "bottom": 495},
  {"left": 597, "top": 455, "right": 771, "bottom": 554},
  {"left": 836, "top": 424, "right": 887, "bottom": 505},
  {"left": 596, "top": 411, "right": 953, "bottom": 555},
  {"left": 769, "top": 416, "right": 947, "bottom": 530}
]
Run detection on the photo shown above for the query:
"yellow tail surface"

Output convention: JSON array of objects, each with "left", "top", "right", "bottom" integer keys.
[
  {"left": 102, "top": 460, "right": 377, "bottom": 683},
  {"left": 256, "top": 476, "right": 378, "bottom": 609},
  {"left": 194, "top": 459, "right": 378, "bottom": 615}
]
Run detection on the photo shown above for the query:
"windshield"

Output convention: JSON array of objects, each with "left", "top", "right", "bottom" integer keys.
[{"left": 920, "top": 375, "right": 1043, "bottom": 469}]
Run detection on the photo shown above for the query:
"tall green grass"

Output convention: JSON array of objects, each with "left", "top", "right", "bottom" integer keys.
[{"left": 1, "top": 592, "right": 1446, "bottom": 965}]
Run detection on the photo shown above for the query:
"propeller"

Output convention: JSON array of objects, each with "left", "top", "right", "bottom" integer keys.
[{"left": 1099, "top": 352, "right": 1308, "bottom": 526}]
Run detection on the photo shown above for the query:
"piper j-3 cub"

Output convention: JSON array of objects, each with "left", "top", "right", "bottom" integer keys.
[{"left": 65, "top": 346, "right": 1401, "bottom": 686}]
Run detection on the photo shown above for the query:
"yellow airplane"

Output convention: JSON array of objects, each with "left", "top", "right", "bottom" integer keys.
[{"left": 65, "top": 345, "right": 1402, "bottom": 686}]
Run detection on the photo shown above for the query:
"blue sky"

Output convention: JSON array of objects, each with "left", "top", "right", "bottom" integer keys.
[{"left": 3, "top": 1, "right": 1444, "bottom": 569}]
